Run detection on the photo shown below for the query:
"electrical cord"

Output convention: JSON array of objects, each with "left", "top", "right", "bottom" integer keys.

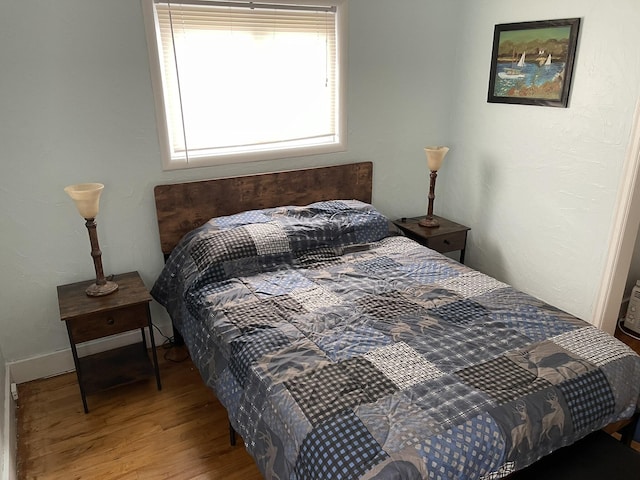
[
  {"left": 152, "top": 323, "right": 190, "bottom": 363},
  {"left": 617, "top": 317, "right": 640, "bottom": 341}
]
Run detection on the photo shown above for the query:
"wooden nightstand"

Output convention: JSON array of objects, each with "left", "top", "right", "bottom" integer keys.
[
  {"left": 57, "top": 271, "right": 162, "bottom": 413},
  {"left": 393, "top": 215, "right": 470, "bottom": 263}
]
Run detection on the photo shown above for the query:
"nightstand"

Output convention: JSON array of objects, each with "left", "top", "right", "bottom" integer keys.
[
  {"left": 57, "top": 271, "right": 162, "bottom": 413},
  {"left": 615, "top": 321, "right": 640, "bottom": 356},
  {"left": 393, "top": 215, "right": 470, "bottom": 263}
]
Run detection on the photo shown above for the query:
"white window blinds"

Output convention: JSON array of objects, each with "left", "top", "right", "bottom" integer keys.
[{"left": 147, "top": 0, "right": 345, "bottom": 168}]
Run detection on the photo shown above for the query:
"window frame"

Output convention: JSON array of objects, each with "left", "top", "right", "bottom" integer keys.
[{"left": 141, "top": 0, "right": 348, "bottom": 171}]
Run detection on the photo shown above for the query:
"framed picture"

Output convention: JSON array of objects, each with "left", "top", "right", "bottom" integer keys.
[{"left": 487, "top": 18, "right": 581, "bottom": 107}]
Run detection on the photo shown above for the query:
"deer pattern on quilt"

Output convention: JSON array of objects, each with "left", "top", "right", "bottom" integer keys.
[
  {"left": 508, "top": 402, "right": 533, "bottom": 457},
  {"left": 539, "top": 391, "right": 565, "bottom": 441}
]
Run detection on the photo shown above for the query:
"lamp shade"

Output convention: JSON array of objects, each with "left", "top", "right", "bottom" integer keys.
[
  {"left": 64, "top": 183, "right": 104, "bottom": 219},
  {"left": 425, "top": 146, "right": 449, "bottom": 171}
]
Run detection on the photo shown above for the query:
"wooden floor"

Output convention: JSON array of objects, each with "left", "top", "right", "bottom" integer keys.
[
  {"left": 17, "top": 345, "right": 640, "bottom": 480},
  {"left": 17, "top": 346, "right": 262, "bottom": 480}
]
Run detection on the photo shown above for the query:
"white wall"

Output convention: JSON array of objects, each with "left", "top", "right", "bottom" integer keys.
[
  {"left": 436, "top": 0, "right": 640, "bottom": 322},
  {"left": 1, "top": 0, "right": 640, "bottom": 368},
  {"left": 0, "top": 344, "right": 5, "bottom": 476},
  {"left": 0, "top": 0, "right": 459, "bottom": 363}
]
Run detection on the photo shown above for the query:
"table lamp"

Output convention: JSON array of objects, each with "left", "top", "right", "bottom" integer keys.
[
  {"left": 419, "top": 146, "right": 449, "bottom": 228},
  {"left": 64, "top": 183, "right": 119, "bottom": 297}
]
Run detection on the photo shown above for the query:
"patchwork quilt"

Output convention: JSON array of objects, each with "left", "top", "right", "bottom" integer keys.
[{"left": 152, "top": 200, "right": 640, "bottom": 480}]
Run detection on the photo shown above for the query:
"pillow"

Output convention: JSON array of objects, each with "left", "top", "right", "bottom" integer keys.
[{"left": 151, "top": 200, "right": 392, "bottom": 312}]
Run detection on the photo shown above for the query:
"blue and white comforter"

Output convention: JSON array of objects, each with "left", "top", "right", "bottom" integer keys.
[{"left": 152, "top": 200, "right": 640, "bottom": 480}]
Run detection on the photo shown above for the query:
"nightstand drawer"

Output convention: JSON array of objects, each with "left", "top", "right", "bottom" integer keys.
[
  {"left": 68, "top": 303, "right": 149, "bottom": 344},
  {"left": 425, "top": 230, "right": 468, "bottom": 254},
  {"left": 392, "top": 216, "right": 470, "bottom": 264}
]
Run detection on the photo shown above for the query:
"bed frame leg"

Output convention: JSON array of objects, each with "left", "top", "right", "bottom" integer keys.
[
  {"left": 620, "top": 413, "right": 639, "bottom": 445},
  {"left": 229, "top": 422, "right": 237, "bottom": 446},
  {"left": 172, "top": 323, "right": 184, "bottom": 346}
]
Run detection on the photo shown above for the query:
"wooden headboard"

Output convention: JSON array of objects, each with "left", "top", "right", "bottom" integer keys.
[{"left": 154, "top": 162, "right": 373, "bottom": 256}]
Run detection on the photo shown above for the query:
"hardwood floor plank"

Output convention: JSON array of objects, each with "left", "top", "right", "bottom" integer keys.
[
  {"left": 18, "top": 345, "right": 640, "bottom": 479},
  {"left": 17, "top": 346, "right": 262, "bottom": 480}
]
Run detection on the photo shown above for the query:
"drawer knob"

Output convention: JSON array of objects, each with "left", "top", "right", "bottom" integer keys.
[
  {"left": 444, "top": 239, "right": 450, "bottom": 245},
  {"left": 107, "top": 317, "right": 115, "bottom": 325}
]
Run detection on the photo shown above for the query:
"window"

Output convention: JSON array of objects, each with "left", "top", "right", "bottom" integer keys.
[{"left": 142, "top": 0, "right": 347, "bottom": 170}]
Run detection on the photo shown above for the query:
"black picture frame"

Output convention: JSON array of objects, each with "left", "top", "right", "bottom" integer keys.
[{"left": 487, "top": 18, "right": 581, "bottom": 108}]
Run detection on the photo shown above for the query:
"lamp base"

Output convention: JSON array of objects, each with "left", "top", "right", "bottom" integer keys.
[
  {"left": 419, "top": 216, "right": 440, "bottom": 228},
  {"left": 85, "top": 280, "right": 119, "bottom": 297}
]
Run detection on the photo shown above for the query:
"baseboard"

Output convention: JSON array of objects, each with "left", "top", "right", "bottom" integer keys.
[
  {"left": 2, "top": 365, "right": 17, "bottom": 480},
  {"left": 3, "top": 328, "right": 168, "bottom": 479},
  {"left": 8, "top": 328, "right": 163, "bottom": 385}
]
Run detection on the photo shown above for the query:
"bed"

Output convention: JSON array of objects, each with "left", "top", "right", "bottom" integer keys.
[{"left": 151, "top": 162, "right": 640, "bottom": 479}]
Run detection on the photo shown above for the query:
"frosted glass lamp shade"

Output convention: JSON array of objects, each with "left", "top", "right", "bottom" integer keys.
[
  {"left": 63, "top": 182, "right": 118, "bottom": 297},
  {"left": 64, "top": 183, "right": 104, "bottom": 219},
  {"left": 425, "top": 146, "right": 449, "bottom": 171}
]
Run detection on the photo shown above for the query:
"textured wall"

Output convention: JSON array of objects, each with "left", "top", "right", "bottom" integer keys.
[
  {"left": 0, "top": 0, "right": 457, "bottom": 361},
  {"left": 436, "top": 0, "right": 640, "bottom": 322},
  {"left": 1, "top": 0, "right": 639, "bottom": 364}
]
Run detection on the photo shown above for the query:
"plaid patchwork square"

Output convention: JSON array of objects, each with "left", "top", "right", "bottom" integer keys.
[
  {"left": 350, "top": 213, "right": 390, "bottom": 244},
  {"left": 184, "top": 277, "right": 237, "bottom": 314},
  {"left": 408, "top": 374, "right": 497, "bottom": 433},
  {"left": 290, "top": 286, "right": 342, "bottom": 311},
  {"left": 505, "top": 340, "right": 596, "bottom": 386},
  {"left": 270, "top": 295, "right": 306, "bottom": 318},
  {"left": 229, "top": 328, "right": 290, "bottom": 386},
  {"left": 245, "top": 222, "right": 291, "bottom": 255},
  {"left": 490, "top": 305, "right": 578, "bottom": 342},
  {"left": 428, "top": 299, "right": 489, "bottom": 325},
  {"left": 318, "top": 326, "right": 391, "bottom": 361},
  {"left": 553, "top": 326, "right": 636, "bottom": 367},
  {"left": 310, "top": 200, "right": 355, "bottom": 212},
  {"left": 437, "top": 272, "right": 507, "bottom": 299},
  {"left": 287, "top": 221, "right": 353, "bottom": 252},
  {"left": 407, "top": 322, "right": 530, "bottom": 372},
  {"left": 190, "top": 234, "right": 230, "bottom": 270},
  {"left": 224, "top": 300, "right": 284, "bottom": 333},
  {"left": 356, "top": 291, "right": 426, "bottom": 320},
  {"left": 474, "top": 287, "right": 541, "bottom": 310},
  {"left": 218, "top": 228, "right": 258, "bottom": 260},
  {"left": 399, "top": 262, "right": 458, "bottom": 284},
  {"left": 285, "top": 357, "right": 397, "bottom": 427},
  {"left": 235, "top": 368, "right": 274, "bottom": 445},
  {"left": 213, "top": 210, "right": 270, "bottom": 228},
  {"left": 456, "top": 356, "right": 552, "bottom": 404},
  {"left": 557, "top": 369, "right": 615, "bottom": 432},
  {"left": 417, "top": 413, "right": 505, "bottom": 480},
  {"left": 295, "top": 247, "right": 343, "bottom": 267},
  {"left": 376, "top": 236, "right": 424, "bottom": 256},
  {"left": 254, "top": 252, "right": 295, "bottom": 273},
  {"left": 190, "top": 228, "right": 258, "bottom": 271},
  {"left": 355, "top": 256, "right": 402, "bottom": 276},
  {"left": 365, "top": 342, "right": 445, "bottom": 390},
  {"left": 600, "top": 354, "right": 640, "bottom": 414},
  {"left": 250, "top": 271, "right": 314, "bottom": 296},
  {"left": 192, "top": 263, "right": 227, "bottom": 284},
  {"left": 294, "top": 410, "right": 388, "bottom": 480},
  {"left": 222, "top": 256, "right": 261, "bottom": 279}
]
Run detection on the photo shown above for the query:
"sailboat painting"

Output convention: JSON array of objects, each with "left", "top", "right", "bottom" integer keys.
[
  {"left": 487, "top": 18, "right": 581, "bottom": 107},
  {"left": 498, "top": 52, "right": 526, "bottom": 79}
]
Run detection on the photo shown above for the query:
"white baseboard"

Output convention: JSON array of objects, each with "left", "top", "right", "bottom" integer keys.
[
  {"left": 2, "top": 327, "right": 170, "bottom": 480},
  {"left": 8, "top": 328, "right": 162, "bottom": 385},
  {"left": 2, "top": 365, "right": 17, "bottom": 480}
]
